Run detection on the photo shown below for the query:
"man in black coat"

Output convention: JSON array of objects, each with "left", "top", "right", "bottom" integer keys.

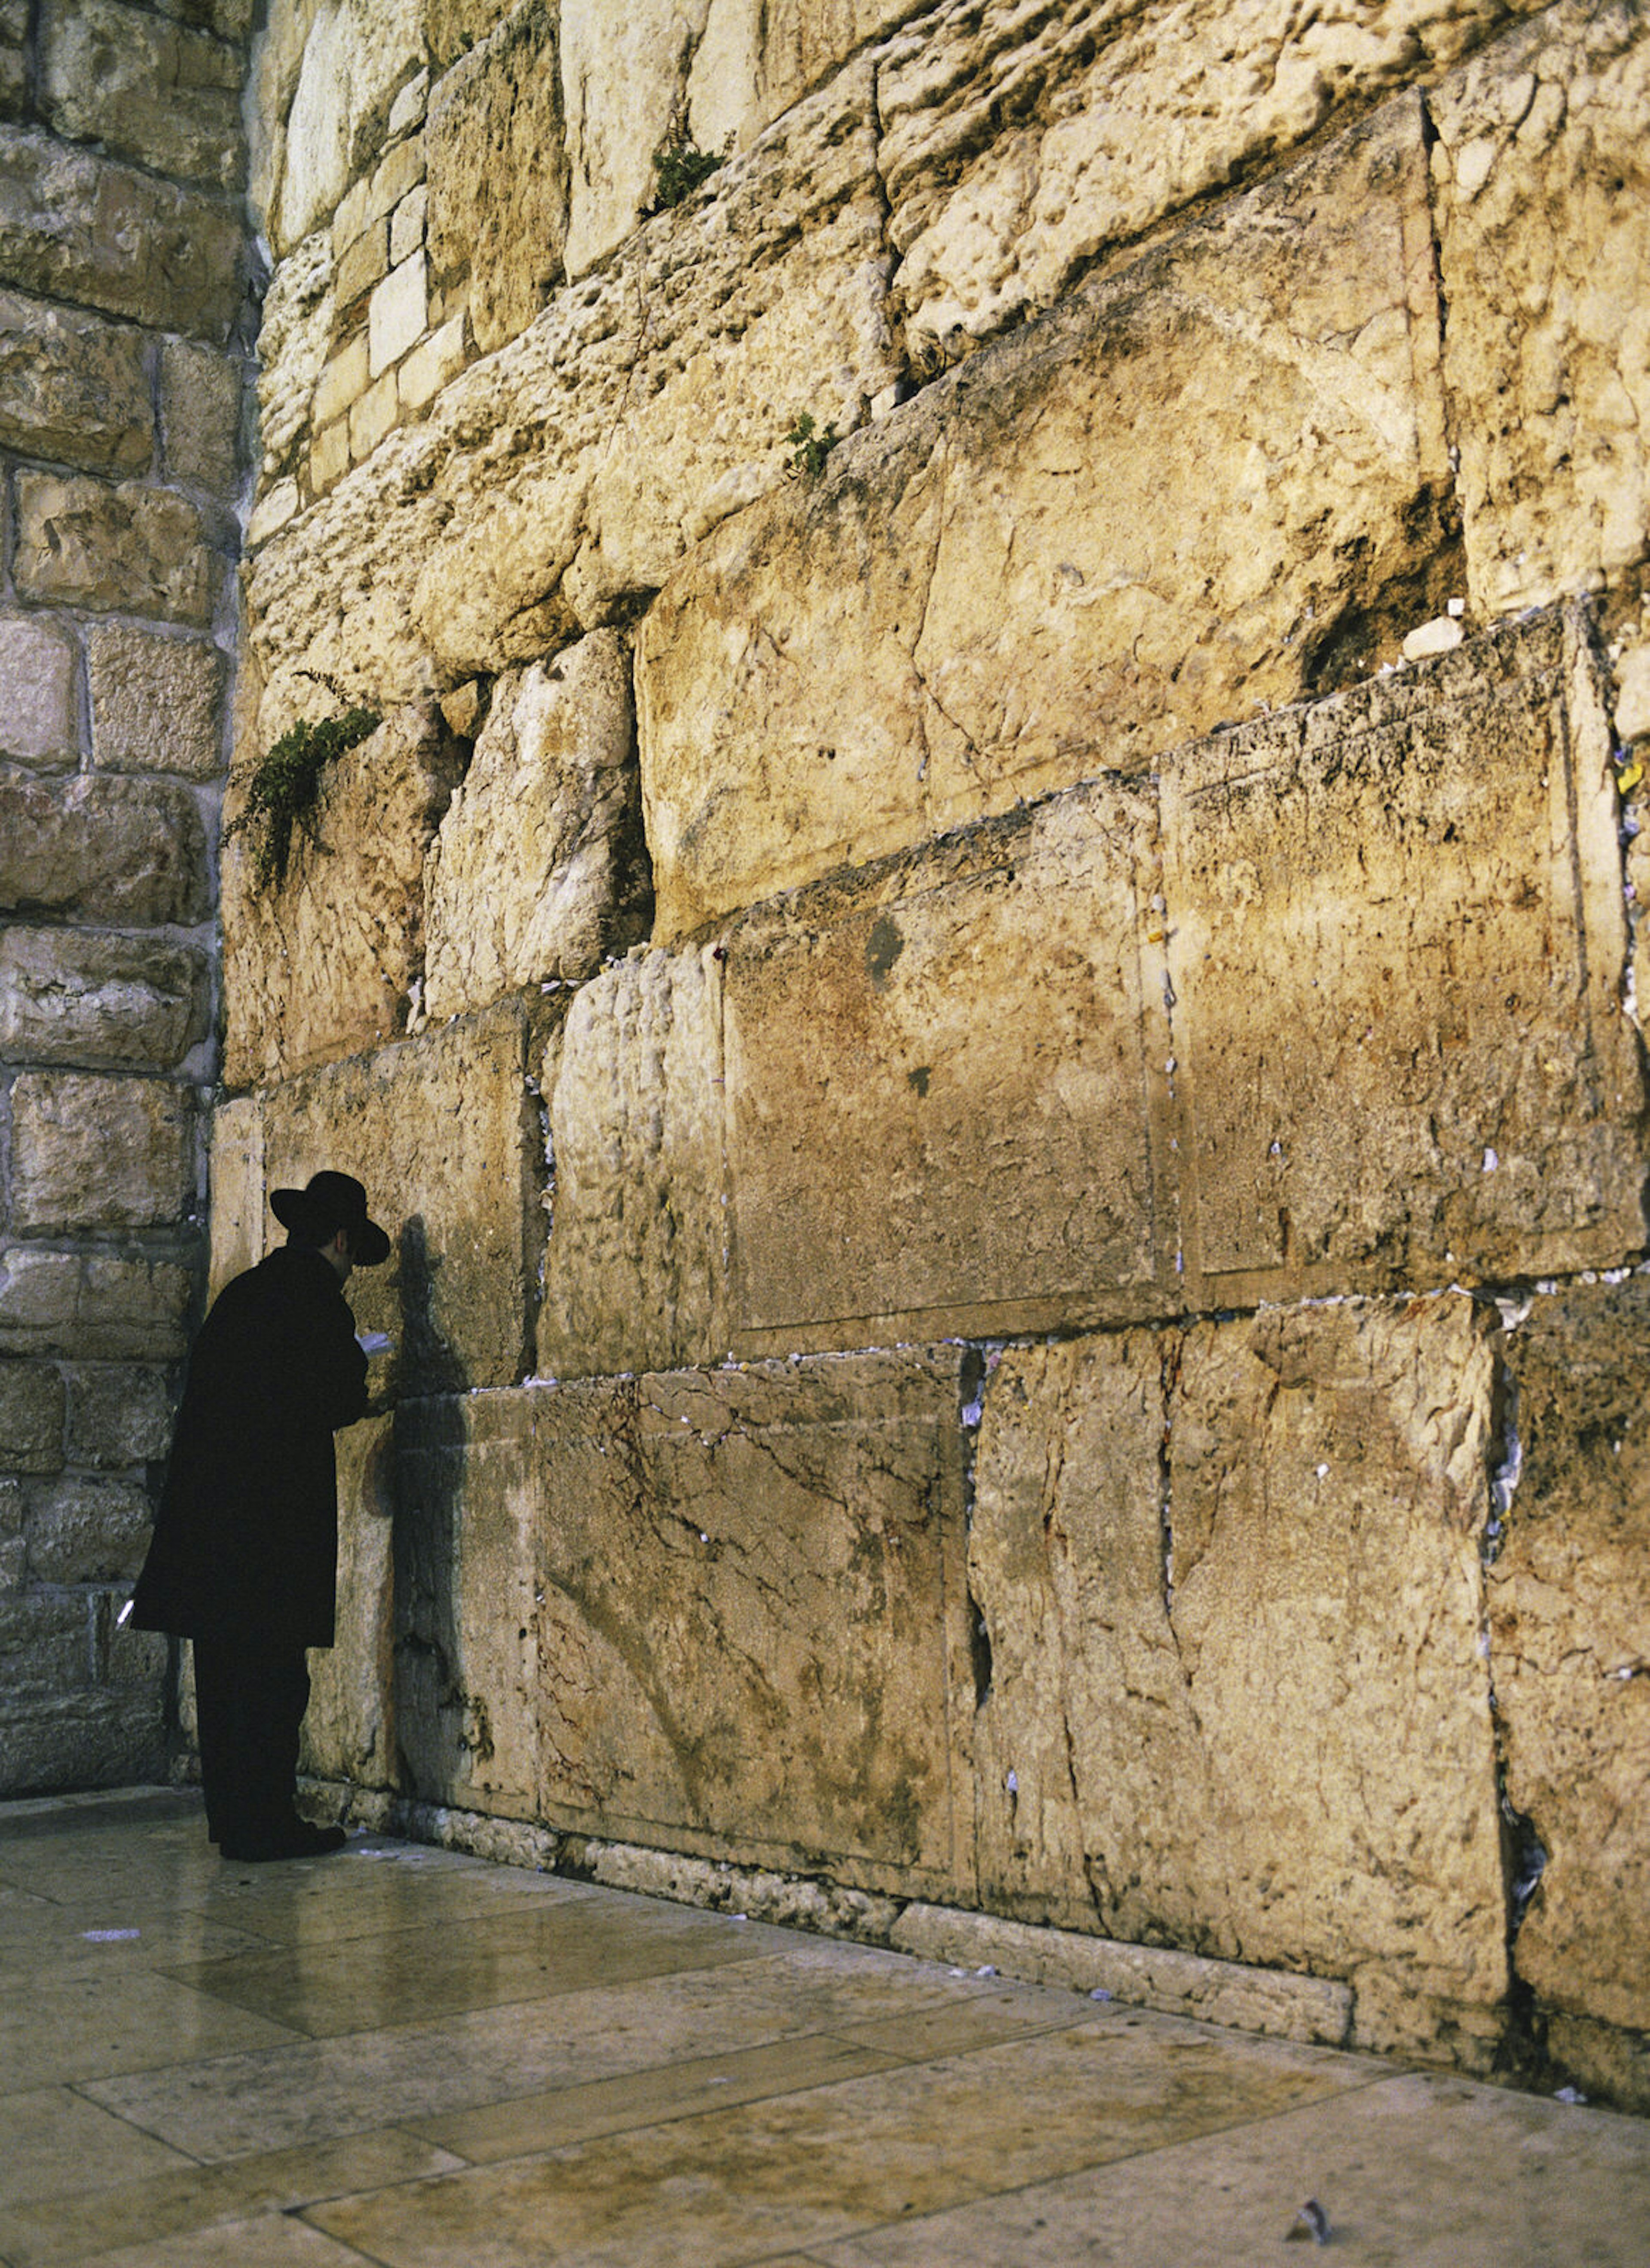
[{"left": 131, "top": 1171, "right": 391, "bottom": 1861}]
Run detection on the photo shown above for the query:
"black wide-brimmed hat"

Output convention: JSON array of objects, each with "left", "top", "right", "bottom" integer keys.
[{"left": 269, "top": 1171, "right": 391, "bottom": 1265}]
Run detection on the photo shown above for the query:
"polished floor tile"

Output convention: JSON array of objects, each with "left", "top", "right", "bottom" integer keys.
[{"left": 3, "top": 1789, "right": 1645, "bottom": 2268}]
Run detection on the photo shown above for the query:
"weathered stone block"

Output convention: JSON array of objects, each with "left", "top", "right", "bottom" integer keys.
[
  {"left": 723, "top": 779, "right": 1164, "bottom": 1352},
  {"left": 302, "top": 1412, "right": 397, "bottom": 1788},
  {"left": 0, "top": 767, "right": 208, "bottom": 924},
  {"left": 10, "top": 1075, "right": 196, "bottom": 1235},
  {"left": 0, "top": 615, "right": 79, "bottom": 770},
  {"left": 0, "top": 287, "right": 153, "bottom": 475},
  {"left": 273, "top": 0, "right": 425, "bottom": 251},
  {"left": 0, "top": 1252, "right": 190, "bottom": 1362},
  {"left": 368, "top": 249, "right": 427, "bottom": 379},
  {"left": 397, "top": 316, "right": 464, "bottom": 412},
  {"left": 87, "top": 627, "right": 226, "bottom": 780},
  {"left": 0, "top": 127, "right": 245, "bottom": 342},
  {"left": 40, "top": 0, "right": 244, "bottom": 188},
  {"left": 0, "top": 929, "right": 209, "bottom": 1070},
  {"left": 255, "top": 228, "right": 333, "bottom": 486},
  {"left": 260, "top": 999, "right": 542, "bottom": 1395},
  {"left": 64, "top": 1364, "right": 174, "bottom": 1469},
  {"left": 334, "top": 217, "right": 390, "bottom": 311},
  {"left": 877, "top": 0, "right": 1525, "bottom": 364},
  {"left": 638, "top": 96, "right": 1453, "bottom": 936},
  {"left": 1431, "top": 0, "right": 1650, "bottom": 613},
  {"left": 312, "top": 336, "right": 370, "bottom": 431},
  {"left": 538, "top": 944, "right": 727, "bottom": 1379},
  {"left": 160, "top": 339, "right": 244, "bottom": 496},
  {"left": 24, "top": 1475, "right": 153, "bottom": 1583},
  {"left": 1160, "top": 605, "right": 1644, "bottom": 1297},
  {"left": 389, "top": 183, "right": 425, "bottom": 268},
  {"left": 348, "top": 368, "right": 399, "bottom": 461},
  {"left": 397, "top": 1349, "right": 975, "bottom": 1889},
  {"left": 245, "top": 60, "right": 900, "bottom": 711},
  {"left": 0, "top": 1593, "right": 88, "bottom": 1693},
  {"left": 222, "top": 701, "right": 465, "bottom": 1088},
  {"left": 14, "top": 474, "right": 220, "bottom": 627},
  {"left": 426, "top": 0, "right": 567, "bottom": 355},
  {"left": 1491, "top": 1280, "right": 1650, "bottom": 2037},
  {"left": 0, "top": 1359, "right": 64, "bottom": 1473},
  {"left": 423, "top": 633, "right": 649, "bottom": 1021},
  {"left": 0, "top": 1690, "right": 166, "bottom": 1797},
  {"left": 970, "top": 1296, "right": 1508, "bottom": 2016}
]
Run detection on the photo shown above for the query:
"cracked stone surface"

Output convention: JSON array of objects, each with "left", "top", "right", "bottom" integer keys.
[
  {"left": 394, "top": 1352, "right": 975, "bottom": 1889},
  {"left": 638, "top": 93, "right": 1454, "bottom": 938},
  {"left": 970, "top": 1296, "right": 1510, "bottom": 2055},
  {"left": 1492, "top": 1278, "right": 1650, "bottom": 2042}
]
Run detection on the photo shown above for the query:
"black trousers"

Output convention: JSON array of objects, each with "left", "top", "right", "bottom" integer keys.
[{"left": 192, "top": 1631, "right": 312, "bottom": 1845}]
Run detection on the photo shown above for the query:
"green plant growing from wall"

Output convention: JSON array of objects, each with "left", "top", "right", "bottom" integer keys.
[
  {"left": 651, "top": 121, "right": 724, "bottom": 211},
  {"left": 785, "top": 411, "right": 839, "bottom": 481},
  {"left": 225, "top": 706, "right": 380, "bottom": 888}
]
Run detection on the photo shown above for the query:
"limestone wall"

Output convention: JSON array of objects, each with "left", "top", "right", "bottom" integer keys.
[
  {"left": 224, "top": 0, "right": 1646, "bottom": 2103},
  {"left": 0, "top": 1, "right": 252, "bottom": 1791}
]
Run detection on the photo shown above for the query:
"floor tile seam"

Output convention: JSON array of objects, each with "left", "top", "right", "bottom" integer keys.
[{"left": 58, "top": 2076, "right": 217, "bottom": 2171}]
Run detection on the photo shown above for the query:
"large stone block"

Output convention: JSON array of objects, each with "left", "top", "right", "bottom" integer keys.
[
  {"left": 423, "top": 634, "right": 650, "bottom": 1021},
  {"left": 0, "top": 1251, "right": 191, "bottom": 1361},
  {"left": 302, "top": 1412, "right": 398, "bottom": 1788},
  {"left": 0, "top": 767, "right": 208, "bottom": 924},
  {"left": 0, "top": 1593, "right": 89, "bottom": 1694},
  {"left": 970, "top": 1297, "right": 1508, "bottom": 2029},
  {"left": 271, "top": 0, "right": 426, "bottom": 251},
  {"left": 222, "top": 702, "right": 466, "bottom": 1088},
  {"left": 426, "top": 0, "right": 567, "bottom": 356},
  {"left": 0, "top": 929, "right": 209, "bottom": 1070},
  {"left": 14, "top": 473, "right": 220, "bottom": 628},
  {"left": 538, "top": 943, "right": 729, "bottom": 1379},
  {"left": 87, "top": 627, "right": 227, "bottom": 780},
  {"left": 245, "top": 59, "right": 900, "bottom": 710},
  {"left": 0, "top": 1359, "right": 64, "bottom": 1473},
  {"left": 395, "top": 1350, "right": 975, "bottom": 1888},
  {"left": 10, "top": 1074, "right": 196, "bottom": 1235},
  {"left": 877, "top": 0, "right": 1529, "bottom": 364},
  {"left": 0, "top": 287, "right": 153, "bottom": 475},
  {"left": 1491, "top": 1280, "right": 1650, "bottom": 2036},
  {"left": 260, "top": 1000, "right": 543, "bottom": 1395},
  {"left": 0, "top": 127, "right": 245, "bottom": 342},
  {"left": 0, "top": 1690, "right": 167, "bottom": 1798},
  {"left": 0, "top": 615, "right": 79, "bottom": 770},
  {"left": 206, "top": 1096, "right": 266, "bottom": 1301},
  {"left": 40, "top": 0, "right": 245, "bottom": 188},
  {"left": 24, "top": 1475, "right": 153, "bottom": 1583},
  {"left": 254, "top": 227, "right": 334, "bottom": 488},
  {"left": 1159, "top": 604, "right": 1644, "bottom": 1298},
  {"left": 1431, "top": 0, "right": 1650, "bottom": 614},
  {"left": 637, "top": 95, "right": 1454, "bottom": 936},
  {"left": 724, "top": 779, "right": 1167, "bottom": 1352}
]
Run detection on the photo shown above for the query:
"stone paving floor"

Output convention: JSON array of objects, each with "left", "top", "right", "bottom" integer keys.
[{"left": 3, "top": 1788, "right": 1649, "bottom": 2268}]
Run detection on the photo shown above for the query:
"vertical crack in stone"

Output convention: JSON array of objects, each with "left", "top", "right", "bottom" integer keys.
[
  {"left": 1158, "top": 1330, "right": 1182, "bottom": 1620},
  {"left": 1480, "top": 1312, "right": 1549, "bottom": 2001},
  {"left": 959, "top": 1342, "right": 991, "bottom": 1709}
]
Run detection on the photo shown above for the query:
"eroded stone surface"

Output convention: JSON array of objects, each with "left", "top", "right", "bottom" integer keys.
[
  {"left": 222, "top": 701, "right": 465, "bottom": 1089},
  {"left": 724, "top": 781, "right": 1164, "bottom": 1350},
  {"left": 259, "top": 1000, "right": 542, "bottom": 1397},
  {"left": 303, "top": 1412, "right": 398, "bottom": 1788},
  {"left": 0, "top": 1360, "right": 65, "bottom": 1473},
  {"left": 1431, "top": 0, "right": 1650, "bottom": 614},
  {"left": 160, "top": 339, "right": 244, "bottom": 496},
  {"left": 205, "top": 1095, "right": 265, "bottom": 1300},
  {"left": 878, "top": 0, "right": 1531, "bottom": 364},
  {"left": 0, "top": 1253, "right": 191, "bottom": 1364},
  {"left": 39, "top": 0, "right": 245, "bottom": 191},
  {"left": 13, "top": 473, "right": 220, "bottom": 627},
  {"left": 0, "top": 768, "right": 208, "bottom": 925},
  {"left": 393, "top": 1350, "right": 974, "bottom": 1885},
  {"left": 10, "top": 1075, "right": 196, "bottom": 1235},
  {"left": 87, "top": 627, "right": 227, "bottom": 779},
  {"left": 426, "top": 0, "right": 567, "bottom": 356},
  {"left": 245, "top": 60, "right": 899, "bottom": 713},
  {"left": 1492, "top": 1280, "right": 1650, "bottom": 2036},
  {"left": 0, "top": 929, "right": 209, "bottom": 1070},
  {"left": 0, "top": 615, "right": 79, "bottom": 770},
  {"left": 969, "top": 1297, "right": 1508, "bottom": 2020},
  {"left": 0, "top": 287, "right": 153, "bottom": 475},
  {"left": 639, "top": 96, "right": 1452, "bottom": 937},
  {"left": 271, "top": 0, "right": 425, "bottom": 252},
  {"left": 1161, "top": 605, "right": 1644, "bottom": 1296},
  {"left": 24, "top": 1476, "right": 153, "bottom": 1584},
  {"left": 423, "top": 632, "right": 649, "bottom": 1021},
  {"left": 538, "top": 944, "right": 727, "bottom": 1379}
]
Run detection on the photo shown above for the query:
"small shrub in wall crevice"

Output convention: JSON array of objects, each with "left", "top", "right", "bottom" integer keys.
[{"left": 225, "top": 707, "right": 381, "bottom": 889}]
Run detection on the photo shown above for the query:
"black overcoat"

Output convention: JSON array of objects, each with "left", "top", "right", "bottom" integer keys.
[{"left": 131, "top": 1244, "right": 370, "bottom": 1648}]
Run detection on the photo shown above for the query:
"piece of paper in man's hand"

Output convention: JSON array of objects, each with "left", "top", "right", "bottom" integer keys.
[{"left": 356, "top": 1331, "right": 394, "bottom": 1357}]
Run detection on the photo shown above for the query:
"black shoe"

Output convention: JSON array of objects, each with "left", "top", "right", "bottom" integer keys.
[{"left": 220, "top": 1822, "right": 348, "bottom": 1862}]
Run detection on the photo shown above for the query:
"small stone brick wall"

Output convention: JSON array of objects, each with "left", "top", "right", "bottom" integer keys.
[{"left": 0, "top": 0, "right": 252, "bottom": 1790}]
